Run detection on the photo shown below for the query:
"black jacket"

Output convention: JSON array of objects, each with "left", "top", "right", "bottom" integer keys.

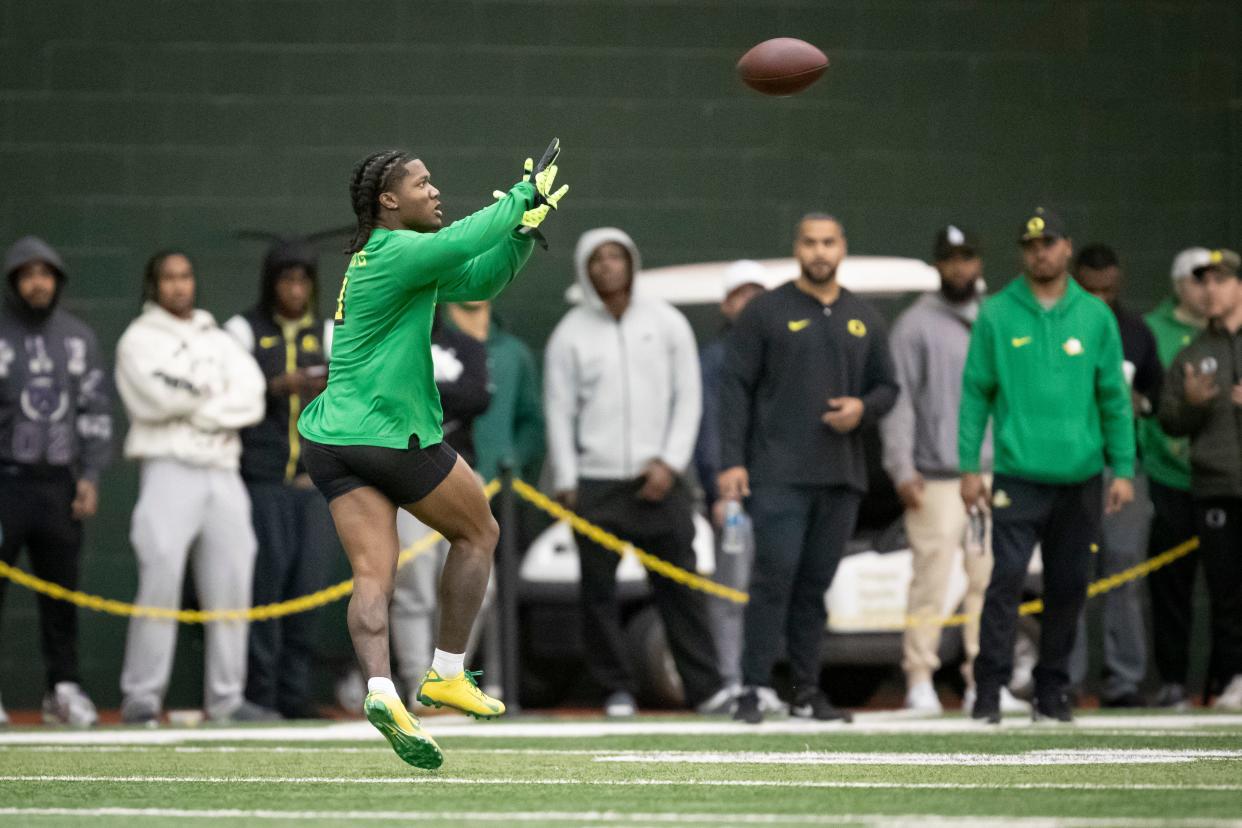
[
  {"left": 0, "top": 236, "right": 112, "bottom": 481},
  {"left": 720, "top": 282, "right": 898, "bottom": 492},
  {"left": 1113, "top": 303, "right": 1162, "bottom": 415},
  {"left": 431, "top": 316, "right": 490, "bottom": 465}
]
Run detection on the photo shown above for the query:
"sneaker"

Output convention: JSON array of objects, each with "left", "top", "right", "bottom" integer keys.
[
  {"left": 1032, "top": 692, "right": 1074, "bottom": 723},
  {"left": 904, "top": 680, "right": 942, "bottom": 713},
  {"left": 790, "top": 687, "right": 852, "bottom": 723},
  {"left": 1213, "top": 675, "right": 1242, "bottom": 711},
  {"left": 1000, "top": 686, "right": 1032, "bottom": 713},
  {"left": 970, "top": 686, "right": 1001, "bottom": 724},
  {"left": 1154, "top": 682, "right": 1191, "bottom": 711},
  {"left": 732, "top": 688, "right": 763, "bottom": 724},
  {"left": 42, "top": 682, "right": 98, "bottom": 727},
  {"left": 1102, "top": 690, "right": 1147, "bottom": 709},
  {"left": 364, "top": 690, "right": 443, "bottom": 770},
  {"left": 0, "top": 692, "right": 8, "bottom": 726},
  {"left": 755, "top": 686, "right": 788, "bottom": 715},
  {"left": 121, "top": 697, "right": 160, "bottom": 726},
  {"left": 417, "top": 669, "right": 505, "bottom": 720},
  {"left": 696, "top": 685, "right": 738, "bottom": 715},
  {"left": 215, "top": 700, "right": 283, "bottom": 723},
  {"left": 603, "top": 690, "right": 636, "bottom": 718}
]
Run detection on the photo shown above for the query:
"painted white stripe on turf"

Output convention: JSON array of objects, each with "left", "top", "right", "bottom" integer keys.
[
  {"left": 594, "top": 749, "right": 1242, "bottom": 766},
  {"left": 0, "top": 808, "right": 1240, "bottom": 827},
  {"left": 5, "top": 774, "right": 1242, "bottom": 792}
]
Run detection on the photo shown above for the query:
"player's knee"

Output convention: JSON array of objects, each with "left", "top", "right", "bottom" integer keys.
[{"left": 470, "top": 514, "right": 500, "bottom": 556}]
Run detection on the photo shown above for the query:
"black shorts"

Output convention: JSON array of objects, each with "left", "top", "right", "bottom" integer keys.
[{"left": 302, "top": 438, "right": 458, "bottom": 505}]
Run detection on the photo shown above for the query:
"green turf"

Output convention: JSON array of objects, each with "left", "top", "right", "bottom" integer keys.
[{"left": 1, "top": 717, "right": 1240, "bottom": 826}]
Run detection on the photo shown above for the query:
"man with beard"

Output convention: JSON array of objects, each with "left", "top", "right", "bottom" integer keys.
[
  {"left": 882, "top": 226, "right": 1028, "bottom": 715},
  {"left": 719, "top": 214, "right": 898, "bottom": 724},
  {"left": 0, "top": 236, "right": 112, "bottom": 727},
  {"left": 959, "top": 208, "right": 1135, "bottom": 724}
]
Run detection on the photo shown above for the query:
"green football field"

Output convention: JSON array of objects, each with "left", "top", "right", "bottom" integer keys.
[{"left": 2, "top": 712, "right": 1241, "bottom": 827}]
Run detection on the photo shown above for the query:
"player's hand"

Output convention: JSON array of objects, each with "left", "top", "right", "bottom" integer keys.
[
  {"left": 524, "top": 137, "right": 562, "bottom": 205},
  {"left": 1183, "top": 362, "right": 1220, "bottom": 406},
  {"left": 960, "top": 473, "right": 989, "bottom": 513},
  {"left": 822, "top": 397, "right": 864, "bottom": 433},
  {"left": 1105, "top": 477, "right": 1134, "bottom": 515},
  {"left": 555, "top": 489, "right": 578, "bottom": 512},
  {"left": 717, "top": 466, "right": 750, "bottom": 502},
  {"left": 1232, "top": 382, "right": 1242, "bottom": 407},
  {"left": 711, "top": 498, "right": 729, "bottom": 529},
  {"left": 637, "top": 460, "right": 676, "bottom": 502},
  {"left": 896, "top": 474, "right": 925, "bottom": 511},
  {"left": 71, "top": 479, "right": 98, "bottom": 520}
]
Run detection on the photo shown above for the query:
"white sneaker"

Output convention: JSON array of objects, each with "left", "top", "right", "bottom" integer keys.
[
  {"left": 696, "top": 684, "right": 739, "bottom": 715},
  {"left": 904, "top": 680, "right": 943, "bottom": 713},
  {"left": 604, "top": 690, "right": 637, "bottom": 718},
  {"left": 0, "top": 692, "right": 8, "bottom": 726},
  {"left": 1000, "top": 686, "right": 1031, "bottom": 713},
  {"left": 1213, "top": 675, "right": 1242, "bottom": 711},
  {"left": 42, "top": 682, "right": 98, "bottom": 727},
  {"left": 755, "top": 686, "right": 788, "bottom": 715}
]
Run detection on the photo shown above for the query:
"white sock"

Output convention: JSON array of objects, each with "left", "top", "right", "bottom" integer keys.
[
  {"left": 367, "top": 676, "right": 397, "bottom": 696},
  {"left": 431, "top": 649, "right": 465, "bottom": 678}
]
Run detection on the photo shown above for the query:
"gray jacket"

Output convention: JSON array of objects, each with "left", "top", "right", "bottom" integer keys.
[
  {"left": 881, "top": 291, "right": 991, "bottom": 484},
  {"left": 0, "top": 236, "right": 112, "bottom": 481}
]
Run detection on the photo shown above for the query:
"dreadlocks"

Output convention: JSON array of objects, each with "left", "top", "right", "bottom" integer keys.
[{"left": 346, "top": 150, "right": 412, "bottom": 253}]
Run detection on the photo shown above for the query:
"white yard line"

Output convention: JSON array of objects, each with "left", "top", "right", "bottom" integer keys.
[
  {"left": 4, "top": 774, "right": 1242, "bottom": 792},
  {"left": 593, "top": 748, "right": 1242, "bottom": 765},
  {"left": 0, "top": 807, "right": 1240, "bottom": 827},
  {"left": 1, "top": 713, "right": 1241, "bottom": 746}
]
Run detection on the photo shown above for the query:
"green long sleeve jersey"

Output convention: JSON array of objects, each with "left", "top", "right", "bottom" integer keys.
[
  {"left": 298, "top": 181, "right": 536, "bottom": 449},
  {"left": 958, "top": 276, "right": 1135, "bottom": 483}
]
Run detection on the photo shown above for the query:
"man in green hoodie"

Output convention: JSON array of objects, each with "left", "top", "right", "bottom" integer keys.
[
  {"left": 1138, "top": 248, "right": 1209, "bottom": 709},
  {"left": 959, "top": 208, "right": 1135, "bottom": 724}
]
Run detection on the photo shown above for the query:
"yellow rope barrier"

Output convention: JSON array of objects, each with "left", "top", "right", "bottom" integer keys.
[
  {"left": 0, "top": 476, "right": 1201, "bottom": 632},
  {"left": 0, "top": 480, "right": 500, "bottom": 624}
]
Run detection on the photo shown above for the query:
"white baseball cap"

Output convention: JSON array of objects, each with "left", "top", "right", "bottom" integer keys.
[
  {"left": 722, "top": 259, "right": 767, "bottom": 299},
  {"left": 1170, "top": 247, "right": 1212, "bottom": 282}
]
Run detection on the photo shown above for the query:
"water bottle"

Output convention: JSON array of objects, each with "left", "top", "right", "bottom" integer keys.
[
  {"left": 965, "top": 507, "right": 987, "bottom": 557},
  {"left": 722, "top": 500, "right": 747, "bottom": 555}
]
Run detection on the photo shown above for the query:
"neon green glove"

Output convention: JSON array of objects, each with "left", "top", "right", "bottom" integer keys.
[{"left": 493, "top": 139, "right": 569, "bottom": 249}]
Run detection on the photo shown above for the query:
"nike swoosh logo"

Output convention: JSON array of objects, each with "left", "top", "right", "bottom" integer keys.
[
  {"left": 788, "top": 319, "right": 811, "bottom": 332},
  {"left": 1011, "top": 336, "right": 1031, "bottom": 348}
]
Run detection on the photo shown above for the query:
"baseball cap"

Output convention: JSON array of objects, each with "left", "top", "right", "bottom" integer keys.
[
  {"left": 722, "top": 259, "right": 767, "bottom": 298},
  {"left": 933, "top": 224, "right": 980, "bottom": 261},
  {"left": 1190, "top": 248, "right": 1241, "bottom": 280},
  {"left": 1018, "top": 207, "right": 1068, "bottom": 243},
  {"left": 1170, "top": 247, "right": 1212, "bottom": 281}
]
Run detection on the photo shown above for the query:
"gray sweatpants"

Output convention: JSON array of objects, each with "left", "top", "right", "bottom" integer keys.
[{"left": 120, "top": 458, "right": 257, "bottom": 720}]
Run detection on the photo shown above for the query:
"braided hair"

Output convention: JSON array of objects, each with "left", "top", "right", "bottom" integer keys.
[
  {"left": 346, "top": 149, "right": 412, "bottom": 253},
  {"left": 142, "top": 249, "right": 192, "bottom": 305}
]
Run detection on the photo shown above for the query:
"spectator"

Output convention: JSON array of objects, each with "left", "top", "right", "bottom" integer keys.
[
  {"left": 882, "top": 225, "right": 1028, "bottom": 715},
  {"left": 0, "top": 236, "right": 112, "bottom": 727},
  {"left": 544, "top": 227, "right": 728, "bottom": 717},
  {"left": 694, "top": 260, "right": 766, "bottom": 695},
  {"left": 1069, "top": 244, "right": 1162, "bottom": 707},
  {"left": 960, "top": 208, "right": 1135, "bottom": 724},
  {"left": 719, "top": 214, "right": 898, "bottom": 725},
  {"left": 445, "top": 300, "right": 544, "bottom": 484},
  {"left": 1139, "top": 248, "right": 1211, "bottom": 709},
  {"left": 115, "top": 250, "right": 272, "bottom": 724},
  {"left": 224, "top": 239, "right": 336, "bottom": 719},
  {"left": 1158, "top": 248, "right": 1242, "bottom": 711},
  {"left": 391, "top": 312, "right": 491, "bottom": 704}
]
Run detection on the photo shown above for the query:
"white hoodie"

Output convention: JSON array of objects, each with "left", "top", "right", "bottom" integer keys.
[
  {"left": 543, "top": 228, "right": 701, "bottom": 492},
  {"left": 115, "top": 303, "right": 265, "bottom": 470}
]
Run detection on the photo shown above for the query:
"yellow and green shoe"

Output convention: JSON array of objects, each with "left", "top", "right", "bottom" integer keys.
[
  {"left": 363, "top": 691, "right": 443, "bottom": 770},
  {"left": 417, "top": 669, "right": 506, "bottom": 720}
]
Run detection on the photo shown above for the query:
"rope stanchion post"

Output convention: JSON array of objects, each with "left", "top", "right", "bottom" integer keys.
[{"left": 496, "top": 462, "right": 523, "bottom": 713}]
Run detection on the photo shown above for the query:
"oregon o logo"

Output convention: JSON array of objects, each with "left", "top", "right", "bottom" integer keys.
[
  {"left": 847, "top": 319, "right": 867, "bottom": 337},
  {"left": 1026, "top": 216, "right": 1045, "bottom": 235},
  {"left": 1206, "top": 508, "right": 1227, "bottom": 529}
]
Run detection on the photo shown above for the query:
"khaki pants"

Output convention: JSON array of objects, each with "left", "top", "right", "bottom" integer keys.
[{"left": 901, "top": 477, "right": 993, "bottom": 688}]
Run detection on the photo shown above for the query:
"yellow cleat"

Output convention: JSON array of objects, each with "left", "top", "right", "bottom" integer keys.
[
  {"left": 417, "top": 669, "right": 506, "bottom": 720},
  {"left": 363, "top": 691, "right": 443, "bottom": 770}
]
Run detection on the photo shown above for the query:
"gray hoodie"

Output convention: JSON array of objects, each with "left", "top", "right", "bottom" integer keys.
[
  {"left": 0, "top": 236, "right": 113, "bottom": 481},
  {"left": 543, "top": 228, "right": 701, "bottom": 492},
  {"left": 881, "top": 290, "right": 992, "bottom": 484}
]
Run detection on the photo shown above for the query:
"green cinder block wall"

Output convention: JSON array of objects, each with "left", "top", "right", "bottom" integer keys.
[{"left": 1, "top": 0, "right": 1238, "bottom": 707}]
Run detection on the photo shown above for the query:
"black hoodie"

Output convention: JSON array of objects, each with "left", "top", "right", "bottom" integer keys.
[{"left": 0, "top": 236, "right": 113, "bottom": 481}]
